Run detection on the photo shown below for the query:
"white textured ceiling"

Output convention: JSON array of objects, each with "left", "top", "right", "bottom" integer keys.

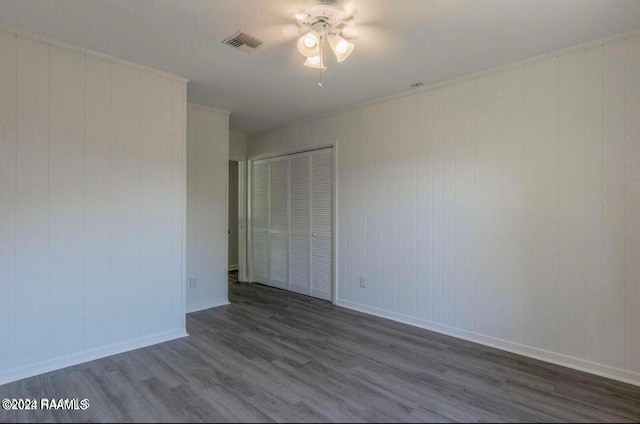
[{"left": 1, "top": 0, "right": 639, "bottom": 135}]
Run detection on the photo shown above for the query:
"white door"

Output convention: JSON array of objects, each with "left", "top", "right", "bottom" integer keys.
[
  {"left": 310, "top": 148, "right": 333, "bottom": 301},
  {"left": 252, "top": 159, "right": 269, "bottom": 285},
  {"left": 289, "top": 152, "right": 311, "bottom": 295},
  {"left": 269, "top": 156, "right": 289, "bottom": 290},
  {"left": 251, "top": 148, "right": 333, "bottom": 301}
]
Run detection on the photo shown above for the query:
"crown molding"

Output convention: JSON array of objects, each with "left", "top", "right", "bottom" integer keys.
[
  {"left": 188, "top": 102, "right": 231, "bottom": 116},
  {"left": 0, "top": 23, "right": 189, "bottom": 84}
]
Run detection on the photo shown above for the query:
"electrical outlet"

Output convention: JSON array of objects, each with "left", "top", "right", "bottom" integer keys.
[
  {"left": 359, "top": 276, "right": 366, "bottom": 288},
  {"left": 189, "top": 277, "right": 197, "bottom": 288}
]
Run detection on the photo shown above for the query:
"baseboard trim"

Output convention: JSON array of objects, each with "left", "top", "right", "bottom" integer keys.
[
  {"left": 186, "top": 298, "right": 230, "bottom": 313},
  {"left": 228, "top": 265, "right": 238, "bottom": 271},
  {"left": 335, "top": 299, "right": 640, "bottom": 387},
  {"left": 0, "top": 329, "right": 188, "bottom": 386}
]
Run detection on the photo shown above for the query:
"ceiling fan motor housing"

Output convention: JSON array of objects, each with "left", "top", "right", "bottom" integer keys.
[
  {"left": 297, "top": 0, "right": 355, "bottom": 85},
  {"left": 299, "top": 3, "right": 345, "bottom": 33}
]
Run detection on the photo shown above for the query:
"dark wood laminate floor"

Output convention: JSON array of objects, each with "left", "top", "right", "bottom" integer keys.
[{"left": 1, "top": 272, "right": 640, "bottom": 423}]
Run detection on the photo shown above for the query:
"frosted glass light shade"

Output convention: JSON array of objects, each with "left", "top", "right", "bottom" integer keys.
[
  {"left": 297, "top": 31, "right": 320, "bottom": 58},
  {"left": 328, "top": 34, "right": 354, "bottom": 62},
  {"left": 304, "top": 55, "right": 323, "bottom": 69}
]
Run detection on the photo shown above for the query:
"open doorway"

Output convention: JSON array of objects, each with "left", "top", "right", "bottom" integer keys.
[{"left": 229, "top": 157, "right": 247, "bottom": 283}]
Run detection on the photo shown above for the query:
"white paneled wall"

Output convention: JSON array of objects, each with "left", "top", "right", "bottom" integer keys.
[
  {"left": 248, "top": 34, "right": 640, "bottom": 385},
  {"left": 0, "top": 30, "right": 17, "bottom": 374},
  {"left": 186, "top": 103, "right": 230, "bottom": 313},
  {"left": 0, "top": 28, "right": 188, "bottom": 385}
]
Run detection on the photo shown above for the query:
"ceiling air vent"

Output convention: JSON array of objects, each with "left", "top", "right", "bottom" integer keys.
[{"left": 222, "top": 31, "right": 263, "bottom": 53}]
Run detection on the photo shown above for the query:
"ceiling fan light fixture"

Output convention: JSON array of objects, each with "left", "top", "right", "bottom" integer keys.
[
  {"left": 336, "top": 39, "right": 349, "bottom": 54},
  {"left": 304, "top": 54, "right": 323, "bottom": 69},
  {"left": 294, "top": 2, "right": 357, "bottom": 87},
  {"left": 304, "top": 33, "right": 318, "bottom": 48},
  {"left": 328, "top": 34, "right": 354, "bottom": 62},
  {"left": 297, "top": 31, "right": 320, "bottom": 57}
]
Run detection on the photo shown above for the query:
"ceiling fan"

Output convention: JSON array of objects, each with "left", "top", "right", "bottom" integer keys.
[
  {"left": 258, "top": 0, "right": 463, "bottom": 88},
  {"left": 291, "top": 0, "right": 359, "bottom": 88}
]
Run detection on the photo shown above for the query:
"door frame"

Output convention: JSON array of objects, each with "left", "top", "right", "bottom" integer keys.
[
  {"left": 229, "top": 155, "right": 248, "bottom": 282},
  {"left": 247, "top": 139, "right": 338, "bottom": 304}
]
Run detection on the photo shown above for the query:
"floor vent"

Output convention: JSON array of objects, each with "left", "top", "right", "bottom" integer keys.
[{"left": 222, "top": 31, "right": 263, "bottom": 53}]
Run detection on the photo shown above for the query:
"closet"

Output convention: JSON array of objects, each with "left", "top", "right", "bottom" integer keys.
[{"left": 251, "top": 148, "right": 333, "bottom": 301}]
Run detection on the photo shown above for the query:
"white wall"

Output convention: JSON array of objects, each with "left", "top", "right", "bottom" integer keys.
[
  {"left": 248, "top": 33, "right": 640, "bottom": 385},
  {"left": 187, "top": 103, "right": 230, "bottom": 313},
  {"left": 0, "top": 28, "right": 188, "bottom": 385},
  {"left": 229, "top": 131, "right": 247, "bottom": 158}
]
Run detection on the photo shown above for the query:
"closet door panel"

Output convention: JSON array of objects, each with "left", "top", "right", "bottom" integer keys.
[
  {"left": 252, "top": 160, "right": 269, "bottom": 284},
  {"left": 252, "top": 148, "right": 333, "bottom": 301},
  {"left": 269, "top": 157, "right": 289, "bottom": 288},
  {"left": 253, "top": 231, "right": 269, "bottom": 285},
  {"left": 269, "top": 157, "right": 289, "bottom": 232},
  {"left": 312, "top": 236, "right": 333, "bottom": 300},
  {"left": 289, "top": 153, "right": 311, "bottom": 294},
  {"left": 290, "top": 234, "right": 309, "bottom": 295},
  {"left": 311, "top": 148, "right": 334, "bottom": 301},
  {"left": 311, "top": 149, "right": 333, "bottom": 235},
  {"left": 269, "top": 232, "right": 288, "bottom": 290}
]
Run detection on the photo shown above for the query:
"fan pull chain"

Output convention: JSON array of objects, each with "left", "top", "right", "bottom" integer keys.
[
  {"left": 319, "top": 64, "right": 326, "bottom": 88},
  {"left": 318, "top": 29, "right": 329, "bottom": 88},
  {"left": 318, "top": 49, "right": 323, "bottom": 88}
]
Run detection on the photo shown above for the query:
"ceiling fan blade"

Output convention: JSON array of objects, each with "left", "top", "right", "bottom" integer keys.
[
  {"left": 350, "top": 24, "right": 406, "bottom": 58},
  {"left": 339, "top": 25, "right": 359, "bottom": 40},
  {"left": 244, "top": 1, "right": 314, "bottom": 48},
  {"left": 251, "top": 23, "right": 306, "bottom": 48},
  {"left": 338, "top": 0, "right": 465, "bottom": 38},
  {"left": 340, "top": 1, "right": 358, "bottom": 22}
]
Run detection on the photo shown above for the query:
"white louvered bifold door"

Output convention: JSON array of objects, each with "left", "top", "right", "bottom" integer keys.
[
  {"left": 310, "top": 148, "right": 334, "bottom": 301},
  {"left": 289, "top": 153, "right": 311, "bottom": 295},
  {"left": 269, "top": 157, "right": 289, "bottom": 290},
  {"left": 251, "top": 148, "right": 333, "bottom": 301},
  {"left": 252, "top": 159, "right": 270, "bottom": 285}
]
